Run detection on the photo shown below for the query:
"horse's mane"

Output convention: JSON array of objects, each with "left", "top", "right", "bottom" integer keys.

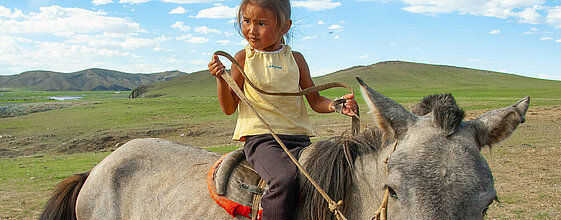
[
  {"left": 300, "top": 94, "right": 465, "bottom": 219},
  {"left": 300, "top": 128, "right": 384, "bottom": 220}
]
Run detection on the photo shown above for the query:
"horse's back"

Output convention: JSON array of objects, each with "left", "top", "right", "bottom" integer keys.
[{"left": 76, "top": 138, "right": 234, "bottom": 219}]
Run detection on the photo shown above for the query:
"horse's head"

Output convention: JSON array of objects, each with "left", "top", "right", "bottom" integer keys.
[{"left": 357, "top": 77, "right": 529, "bottom": 219}]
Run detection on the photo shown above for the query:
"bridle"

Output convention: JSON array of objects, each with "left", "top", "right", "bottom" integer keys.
[{"left": 373, "top": 140, "right": 398, "bottom": 220}]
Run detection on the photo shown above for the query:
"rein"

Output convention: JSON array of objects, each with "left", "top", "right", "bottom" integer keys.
[
  {"left": 373, "top": 140, "right": 398, "bottom": 220},
  {"left": 214, "top": 51, "right": 356, "bottom": 220}
]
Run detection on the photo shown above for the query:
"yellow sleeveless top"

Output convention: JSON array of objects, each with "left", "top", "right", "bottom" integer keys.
[{"left": 233, "top": 45, "right": 314, "bottom": 141}]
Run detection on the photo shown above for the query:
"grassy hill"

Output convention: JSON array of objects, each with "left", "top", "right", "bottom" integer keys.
[
  {"left": 0, "top": 68, "right": 185, "bottom": 91},
  {"left": 131, "top": 70, "right": 216, "bottom": 98},
  {"left": 134, "top": 61, "right": 561, "bottom": 100}
]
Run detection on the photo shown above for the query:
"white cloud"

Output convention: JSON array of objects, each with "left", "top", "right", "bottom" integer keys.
[
  {"left": 0, "top": 5, "right": 142, "bottom": 34},
  {"left": 169, "top": 7, "right": 187, "bottom": 14},
  {"left": 92, "top": 0, "right": 113, "bottom": 5},
  {"left": 547, "top": 6, "right": 561, "bottom": 29},
  {"left": 293, "top": 0, "right": 341, "bottom": 11},
  {"left": 0, "top": 35, "right": 22, "bottom": 54},
  {"left": 0, "top": 6, "right": 24, "bottom": 18},
  {"left": 176, "top": 34, "right": 210, "bottom": 43},
  {"left": 489, "top": 29, "right": 501, "bottom": 34},
  {"left": 540, "top": 36, "right": 554, "bottom": 41},
  {"left": 0, "top": 40, "right": 132, "bottom": 75},
  {"left": 171, "top": 21, "right": 191, "bottom": 32},
  {"left": 194, "top": 26, "right": 221, "bottom": 34},
  {"left": 16, "top": 37, "right": 33, "bottom": 44},
  {"left": 328, "top": 24, "right": 344, "bottom": 30},
  {"left": 194, "top": 6, "right": 237, "bottom": 19},
  {"left": 185, "top": 36, "right": 209, "bottom": 43},
  {"left": 121, "top": 37, "right": 159, "bottom": 50},
  {"left": 119, "top": 0, "right": 150, "bottom": 4},
  {"left": 517, "top": 7, "right": 543, "bottom": 24},
  {"left": 176, "top": 34, "right": 192, "bottom": 40},
  {"left": 302, "top": 35, "right": 317, "bottom": 40},
  {"left": 401, "top": 0, "right": 550, "bottom": 26},
  {"left": 154, "top": 47, "right": 172, "bottom": 52},
  {"left": 317, "top": 20, "right": 325, "bottom": 25},
  {"left": 66, "top": 33, "right": 165, "bottom": 50}
]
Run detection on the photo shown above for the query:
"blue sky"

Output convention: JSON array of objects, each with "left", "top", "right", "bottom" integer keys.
[{"left": 1, "top": 0, "right": 560, "bottom": 81}]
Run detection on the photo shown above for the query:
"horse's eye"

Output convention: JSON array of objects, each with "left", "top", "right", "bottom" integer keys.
[{"left": 388, "top": 187, "right": 397, "bottom": 198}]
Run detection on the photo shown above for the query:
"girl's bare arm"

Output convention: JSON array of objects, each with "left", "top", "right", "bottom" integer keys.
[
  {"left": 294, "top": 51, "right": 357, "bottom": 116},
  {"left": 208, "top": 50, "right": 245, "bottom": 115}
]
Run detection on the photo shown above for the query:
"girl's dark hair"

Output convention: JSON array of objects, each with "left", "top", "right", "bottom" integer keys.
[{"left": 236, "top": 0, "right": 293, "bottom": 44}]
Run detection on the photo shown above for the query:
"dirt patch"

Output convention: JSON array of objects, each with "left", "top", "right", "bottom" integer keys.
[
  {"left": 0, "top": 102, "right": 90, "bottom": 118},
  {"left": 481, "top": 105, "right": 561, "bottom": 219},
  {"left": 0, "top": 120, "right": 241, "bottom": 158},
  {"left": 57, "top": 127, "right": 180, "bottom": 154}
]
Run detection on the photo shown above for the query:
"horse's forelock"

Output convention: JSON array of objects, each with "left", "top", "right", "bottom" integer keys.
[{"left": 412, "top": 94, "right": 465, "bottom": 135}]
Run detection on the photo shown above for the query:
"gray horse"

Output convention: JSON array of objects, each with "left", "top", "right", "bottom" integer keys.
[{"left": 40, "top": 78, "right": 529, "bottom": 219}]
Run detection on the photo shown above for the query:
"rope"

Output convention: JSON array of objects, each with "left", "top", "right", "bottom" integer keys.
[
  {"left": 373, "top": 140, "right": 398, "bottom": 220},
  {"left": 251, "top": 179, "right": 266, "bottom": 220},
  {"left": 214, "top": 51, "right": 350, "bottom": 220}
]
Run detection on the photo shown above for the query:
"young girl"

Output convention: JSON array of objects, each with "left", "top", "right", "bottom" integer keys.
[{"left": 208, "top": 0, "right": 357, "bottom": 219}]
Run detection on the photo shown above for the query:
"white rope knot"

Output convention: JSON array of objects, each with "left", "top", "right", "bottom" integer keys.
[
  {"left": 329, "top": 200, "right": 348, "bottom": 220},
  {"left": 328, "top": 200, "right": 343, "bottom": 212}
]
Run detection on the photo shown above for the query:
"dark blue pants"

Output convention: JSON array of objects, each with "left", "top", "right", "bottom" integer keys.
[{"left": 244, "top": 134, "right": 311, "bottom": 220}]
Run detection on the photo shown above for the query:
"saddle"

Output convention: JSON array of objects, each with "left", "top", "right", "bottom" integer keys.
[{"left": 207, "top": 148, "right": 266, "bottom": 220}]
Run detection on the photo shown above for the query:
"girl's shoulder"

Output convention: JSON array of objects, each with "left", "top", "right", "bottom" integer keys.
[
  {"left": 234, "top": 49, "right": 246, "bottom": 64},
  {"left": 291, "top": 50, "right": 307, "bottom": 66}
]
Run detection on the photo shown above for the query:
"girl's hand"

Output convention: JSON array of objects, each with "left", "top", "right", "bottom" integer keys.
[
  {"left": 338, "top": 93, "right": 358, "bottom": 117},
  {"left": 208, "top": 55, "right": 226, "bottom": 78}
]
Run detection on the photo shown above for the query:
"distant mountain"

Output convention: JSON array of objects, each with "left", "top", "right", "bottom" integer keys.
[
  {"left": 131, "top": 60, "right": 561, "bottom": 99},
  {"left": 0, "top": 68, "right": 186, "bottom": 91}
]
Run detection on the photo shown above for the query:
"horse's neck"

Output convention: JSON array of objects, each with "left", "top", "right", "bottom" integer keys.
[
  {"left": 298, "top": 140, "right": 394, "bottom": 219},
  {"left": 346, "top": 145, "right": 394, "bottom": 218}
]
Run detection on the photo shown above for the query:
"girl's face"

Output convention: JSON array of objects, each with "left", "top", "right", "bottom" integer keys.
[{"left": 242, "top": 3, "right": 290, "bottom": 51}]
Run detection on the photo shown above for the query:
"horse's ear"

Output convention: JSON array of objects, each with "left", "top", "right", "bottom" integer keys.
[
  {"left": 357, "top": 77, "right": 416, "bottom": 139},
  {"left": 469, "top": 96, "right": 530, "bottom": 150}
]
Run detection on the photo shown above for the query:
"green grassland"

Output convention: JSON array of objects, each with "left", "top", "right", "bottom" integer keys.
[
  {"left": 0, "top": 89, "right": 129, "bottom": 106},
  {"left": 1, "top": 61, "right": 560, "bottom": 219}
]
